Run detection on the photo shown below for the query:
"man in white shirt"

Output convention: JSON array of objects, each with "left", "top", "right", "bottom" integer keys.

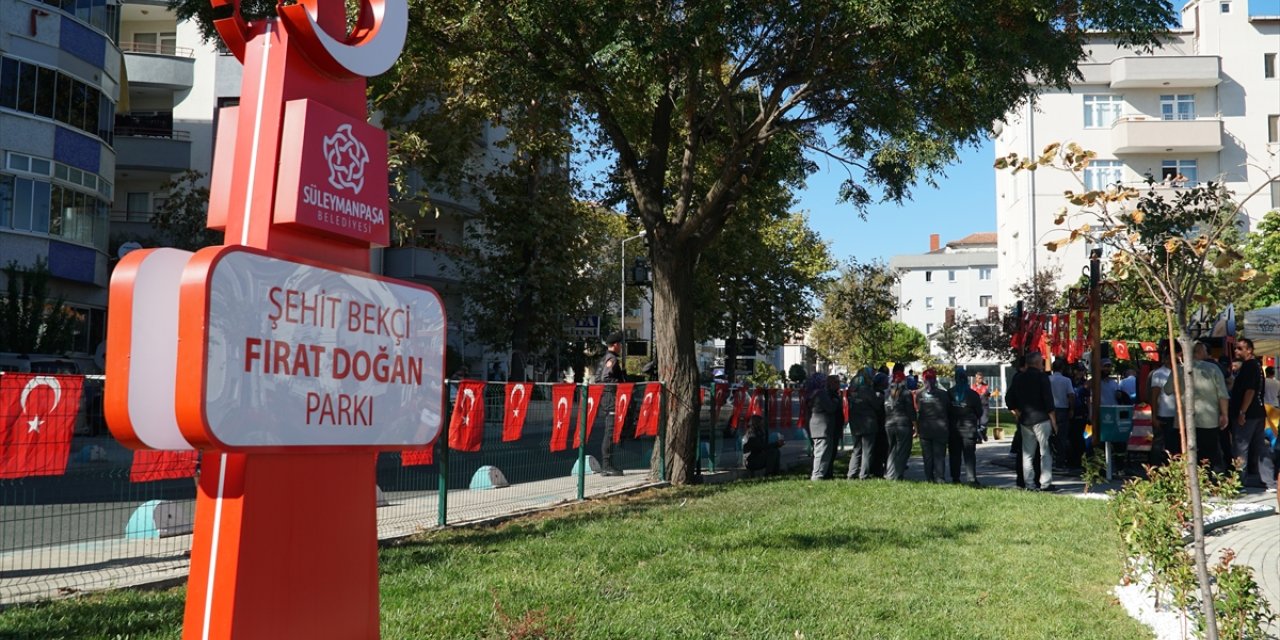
[
  {"left": 1118, "top": 365, "right": 1138, "bottom": 403},
  {"left": 1049, "top": 358, "right": 1076, "bottom": 470},
  {"left": 1263, "top": 366, "right": 1279, "bottom": 408},
  {"left": 1148, "top": 346, "right": 1179, "bottom": 465},
  {"left": 1099, "top": 359, "right": 1121, "bottom": 406}
]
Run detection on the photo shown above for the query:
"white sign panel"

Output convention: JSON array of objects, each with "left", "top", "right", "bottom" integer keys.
[{"left": 191, "top": 248, "right": 446, "bottom": 448}]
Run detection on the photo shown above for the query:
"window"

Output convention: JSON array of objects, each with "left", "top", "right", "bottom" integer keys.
[
  {"left": 1269, "top": 115, "right": 1279, "bottom": 143},
  {"left": 925, "top": 297, "right": 934, "bottom": 309},
  {"left": 1272, "top": 182, "right": 1280, "bottom": 208},
  {"left": 0, "top": 170, "right": 108, "bottom": 248},
  {"left": 947, "top": 296, "right": 956, "bottom": 308},
  {"left": 1160, "top": 94, "right": 1195, "bottom": 121},
  {"left": 0, "top": 56, "right": 114, "bottom": 141},
  {"left": 924, "top": 271, "right": 932, "bottom": 282},
  {"left": 978, "top": 267, "right": 992, "bottom": 280},
  {"left": 1084, "top": 160, "right": 1124, "bottom": 190},
  {"left": 948, "top": 270, "right": 956, "bottom": 282},
  {"left": 979, "top": 295, "right": 992, "bottom": 307},
  {"left": 1266, "top": 53, "right": 1277, "bottom": 79},
  {"left": 1220, "top": 1, "right": 1230, "bottom": 12},
  {"left": 126, "top": 192, "right": 151, "bottom": 215},
  {"left": 1083, "top": 95, "right": 1124, "bottom": 128},
  {"left": 131, "top": 32, "right": 178, "bottom": 56},
  {"left": 926, "top": 323, "right": 934, "bottom": 336},
  {"left": 1161, "top": 160, "right": 1198, "bottom": 186}
]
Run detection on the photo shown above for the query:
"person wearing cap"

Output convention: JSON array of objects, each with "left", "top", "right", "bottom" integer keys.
[
  {"left": 883, "top": 366, "right": 917, "bottom": 480},
  {"left": 1005, "top": 351, "right": 1058, "bottom": 491},
  {"left": 806, "top": 373, "right": 844, "bottom": 480},
  {"left": 596, "top": 331, "right": 627, "bottom": 476},
  {"left": 846, "top": 368, "right": 884, "bottom": 480},
  {"left": 914, "top": 369, "right": 951, "bottom": 483}
]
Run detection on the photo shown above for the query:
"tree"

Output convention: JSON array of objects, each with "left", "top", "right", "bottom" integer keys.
[
  {"left": 1004, "top": 142, "right": 1278, "bottom": 640},
  {"left": 151, "top": 170, "right": 223, "bottom": 251},
  {"left": 1239, "top": 210, "right": 1280, "bottom": 309},
  {"left": 787, "top": 363, "right": 808, "bottom": 385},
  {"left": 174, "top": 0, "right": 1177, "bottom": 483},
  {"left": 931, "top": 314, "right": 972, "bottom": 364},
  {"left": 0, "top": 258, "right": 76, "bottom": 355},
  {"left": 693, "top": 208, "right": 834, "bottom": 384},
  {"left": 810, "top": 260, "right": 902, "bottom": 368}
]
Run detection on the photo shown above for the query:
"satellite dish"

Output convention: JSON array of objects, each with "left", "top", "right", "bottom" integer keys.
[{"left": 118, "top": 241, "right": 143, "bottom": 259}]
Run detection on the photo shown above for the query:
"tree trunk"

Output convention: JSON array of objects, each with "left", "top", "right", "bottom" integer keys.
[
  {"left": 1171, "top": 327, "right": 1218, "bottom": 640},
  {"left": 649, "top": 240, "right": 700, "bottom": 484}
]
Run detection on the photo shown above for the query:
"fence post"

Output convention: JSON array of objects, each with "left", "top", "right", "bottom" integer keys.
[
  {"left": 658, "top": 383, "right": 667, "bottom": 481},
  {"left": 437, "top": 381, "right": 452, "bottom": 527},
  {"left": 576, "top": 384, "right": 588, "bottom": 501}
]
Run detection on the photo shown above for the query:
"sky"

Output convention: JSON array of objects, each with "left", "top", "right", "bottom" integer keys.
[{"left": 795, "top": 140, "right": 996, "bottom": 265}]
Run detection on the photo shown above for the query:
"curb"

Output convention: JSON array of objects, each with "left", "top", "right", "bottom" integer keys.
[{"left": 1182, "top": 505, "right": 1277, "bottom": 544}]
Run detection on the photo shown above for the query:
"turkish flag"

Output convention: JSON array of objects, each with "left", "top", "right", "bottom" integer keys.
[
  {"left": 842, "top": 389, "right": 849, "bottom": 423},
  {"left": 549, "top": 383, "right": 576, "bottom": 452},
  {"left": 401, "top": 445, "right": 434, "bottom": 466},
  {"left": 729, "top": 388, "right": 746, "bottom": 429},
  {"left": 130, "top": 449, "right": 199, "bottom": 483},
  {"left": 502, "top": 382, "right": 532, "bottom": 442},
  {"left": 1141, "top": 341, "right": 1159, "bottom": 361},
  {"left": 1112, "top": 340, "right": 1131, "bottom": 361},
  {"left": 573, "top": 385, "right": 605, "bottom": 447},
  {"left": 0, "top": 373, "right": 83, "bottom": 479},
  {"left": 447, "top": 380, "right": 486, "bottom": 452},
  {"left": 782, "top": 391, "right": 794, "bottom": 428},
  {"left": 635, "top": 384, "right": 662, "bottom": 437},
  {"left": 748, "top": 389, "right": 765, "bottom": 419},
  {"left": 613, "top": 382, "right": 635, "bottom": 444},
  {"left": 711, "top": 383, "right": 728, "bottom": 424}
]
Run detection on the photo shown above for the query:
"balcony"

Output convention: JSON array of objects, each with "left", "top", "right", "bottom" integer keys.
[
  {"left": 121, "top": 42, "right": 195, "bottom": 90},
  {"left": 382, "top": 244, "right": 464, "bottom": 285},
  {"left": 1111, "top": 117, "right": 1222, "bottom": 154},
  {"left": 1109, "top": 56, "right": 1220, "bottom": 89},
  {"left": 113, "top": 128, "right": 192, "bottom": 172}
]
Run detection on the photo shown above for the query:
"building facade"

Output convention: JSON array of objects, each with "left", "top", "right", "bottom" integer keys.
[
  {"left": 890, "top": 232, "right": 1000, "bottom": 362},
  {"left": 1, "top": 0, "right": 122, "bottom": 362},
  {"left": 996, "top": 0, "right": 1280, "bottom": 303}
]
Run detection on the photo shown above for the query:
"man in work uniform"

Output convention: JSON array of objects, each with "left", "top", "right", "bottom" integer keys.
[{"left": 597, "top": 331, "right": 627, "bottom": 476}]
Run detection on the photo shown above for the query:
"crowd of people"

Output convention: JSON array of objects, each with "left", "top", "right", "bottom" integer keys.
[
  {"left": 800, "top": 364, "right": 991, "bottom": 486},
  {"left": 783, "top": 336, "right": 1279, "bottom": 493}
]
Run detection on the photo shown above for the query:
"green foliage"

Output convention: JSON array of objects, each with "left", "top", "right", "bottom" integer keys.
[
  {"left": 811, "top": 260, "right": 918, "bottom": 369},
  {"left": 151, "top": 170, "right": 223, "bottom": 251},
  {"left": 1211, "top": 549, "right": 1277, "bottom": 640},
  {"left": 1240, "top": 209, "right": 1280, "bottom": 309},
  {"left": 0, "top": 257, "right": 76, "bottom": 355},
  {"left": 744, "top": 360, "right": 785, "bottom": 388},
  {"left": 787, "top": 363, "right": 808, "bottom": 384},
  {"left": 1110, "top": 457, "right": 1262, "bottom": 626}
]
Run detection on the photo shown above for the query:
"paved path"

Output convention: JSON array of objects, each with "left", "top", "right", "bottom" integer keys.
[{"left": 1203, "top": 510, "right": 1280, "bottom": 635}]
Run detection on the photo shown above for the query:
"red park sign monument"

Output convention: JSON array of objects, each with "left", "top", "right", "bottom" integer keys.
[{"left": 103, "top": 0, "right": 441, "bottom": 637}]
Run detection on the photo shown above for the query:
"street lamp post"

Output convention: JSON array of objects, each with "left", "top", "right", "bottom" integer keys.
[{"left": 620, "top": 231, "right": 647, "bottom": 360}]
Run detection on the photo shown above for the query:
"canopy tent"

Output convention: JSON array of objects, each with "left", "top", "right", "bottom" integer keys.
[{"left": 1244, "top": 304, "right": 1280, "bottom": 356}]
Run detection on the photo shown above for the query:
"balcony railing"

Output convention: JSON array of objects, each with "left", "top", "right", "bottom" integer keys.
[
  {"left": 114, "top": 127, "right": 191, "bottom": 140},
  {"left": 118, "top": 42, "right": 195, "bottom": 58},
  {"left": 109, "top": 210, "right": 155, "bottom": 223}
]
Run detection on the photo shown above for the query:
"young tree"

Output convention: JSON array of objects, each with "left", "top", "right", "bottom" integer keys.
[
  {"left": 1002, "top": 143, "right": 1278, "bottom": 639},
  {"left": 1239, "top": 210, "right": 1280, "bottom": 309},
  {"left": 693, "top": 208, "right": 834, "bottom": 383},
  {"left": 151, "top": 170, "right": 223, "bottom": 251},
  {"left": 809, "top": 260, "right": 902, "bottom": 369},
  {"left": 173, "top": 0, "right": 1177, "bottom": 483}
]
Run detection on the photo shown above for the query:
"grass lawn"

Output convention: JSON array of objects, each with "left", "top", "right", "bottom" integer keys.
[{"left": 0, "top": 479, "right": 1149, "bottom": 640}]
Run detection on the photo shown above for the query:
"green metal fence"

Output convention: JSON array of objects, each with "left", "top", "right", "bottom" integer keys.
[{"left": 0, "top": 377, "right": 669, "bottom": 605}]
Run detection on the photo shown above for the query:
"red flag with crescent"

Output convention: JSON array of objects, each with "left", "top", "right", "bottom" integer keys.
[
  {"left": 1141, "top": 341, "right": 1159, "bottom": 361},
  {"left": 635, "top": 384, "right": 662, "bottom": 437},
  {"left": 447, "top": 380, "right": 485, "bottom": 452},
  {"left": 613, "top": 382, "right": 635, "bottom": 444},
  {"left": 729, "top": 388, "right": 746, "bottom": 429},
  {"left": 0, "top": 373, "right": 84, "bottom": 479},
  {"left": 748, "top": 389, "right": 765, "bottom": 418},
  {"left": 549, "top": 383, "right": 576, "bottom": 452},
  {"left": 130, "top": 450, "right": 199, "bottom": 483},
  {"left": 502, "top": 382, "right": 532, "bottom": 442},
  {"left": 1112, "top": 340, "right": 1131, "bottom": 361},
  {"left": 711, "top": 382, "right": 728, "bottom": 424},
  {"left": 778, "top": 389, "right": 788, "bottom": 430},
  {"left": 573, "top": 385, "right": 605, "bottom": 447}
]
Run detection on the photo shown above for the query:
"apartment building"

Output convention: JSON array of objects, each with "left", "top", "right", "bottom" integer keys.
[
  {"left": 890, "top": 232, "right": 1000, "bottom": 363},
  {"left": 996, "top": 0, "right": 1280, "bottom": 303}
]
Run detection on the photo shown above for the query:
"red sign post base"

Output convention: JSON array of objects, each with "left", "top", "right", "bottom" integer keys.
[{"left": 183, "top": 452, "right": 379, "bottom": 639}]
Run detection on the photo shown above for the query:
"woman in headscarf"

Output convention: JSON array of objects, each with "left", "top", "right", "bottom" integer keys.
[
  {"left": 846, "top": 367, "right": 884, "bottom": 479},
  {"left": 914, "top": 369, "right": 951, "bottom": 483},
  {"left": 805, "top": 372, "right": 844, "bottom": 480},
  {"left": 883, "top": 365, "right": 917, "bottom": 480},
  {"left": 948, "top": 367, "right": 985, "bottom": 486}
]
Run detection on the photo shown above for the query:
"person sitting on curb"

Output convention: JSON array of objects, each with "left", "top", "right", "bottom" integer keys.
[{"left": 742, "top": 412, "right": 782, "bottom": 477}]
